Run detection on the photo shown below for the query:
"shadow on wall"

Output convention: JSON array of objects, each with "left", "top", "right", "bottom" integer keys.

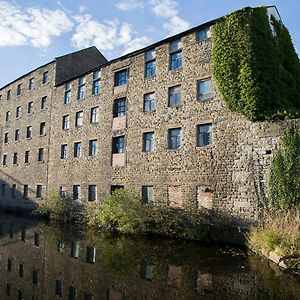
[{"left": 0, "top": 169, "right": 39, "bottom": 213}]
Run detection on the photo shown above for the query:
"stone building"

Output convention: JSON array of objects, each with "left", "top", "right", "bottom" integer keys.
[{"left": 0, "top": 6, "right": 297, "bottom": 221}]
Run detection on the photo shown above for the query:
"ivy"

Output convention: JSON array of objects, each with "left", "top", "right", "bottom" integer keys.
[
  {"left": 269, "top": 127, "right": 300, "bottom": 209},
  {"left": 212, "top": 7, "right": 300, "bottom": 121}
]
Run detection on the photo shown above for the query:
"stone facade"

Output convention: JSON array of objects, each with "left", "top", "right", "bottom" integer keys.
[{"left": 0, "top": 10, "right": 298, "bottom": 222}]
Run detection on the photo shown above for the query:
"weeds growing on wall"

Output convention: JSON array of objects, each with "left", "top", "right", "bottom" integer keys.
[{"left": 212, "top": 7, "right": 300, "bottom": 121}]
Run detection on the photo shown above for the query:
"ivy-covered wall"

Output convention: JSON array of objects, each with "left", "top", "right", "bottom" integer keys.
[{"left": 212, "top": 7, "right": 300, "bottom": 121}]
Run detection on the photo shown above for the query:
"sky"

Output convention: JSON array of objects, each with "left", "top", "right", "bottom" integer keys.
[{"left": 0, "top": 0, "right": 299, "bottom": 87}]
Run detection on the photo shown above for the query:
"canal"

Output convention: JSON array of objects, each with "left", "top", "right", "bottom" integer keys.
[{"left": 0, "top": 212, "right": 299, "bottom": 299}]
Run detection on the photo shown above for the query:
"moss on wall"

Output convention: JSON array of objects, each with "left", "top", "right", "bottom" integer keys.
[{"left": 212, "top": 7, "right": 300, "bottom": 121}]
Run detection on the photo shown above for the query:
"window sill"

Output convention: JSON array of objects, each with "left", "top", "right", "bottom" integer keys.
[
  {"left": 198, "top": 96, "right": 213, "bottom": 102},
  {"left": 145, "top": 75, "right": 156, "bottom": 80},
  {"left": 39, "top": 134, "right": 46, "bottom": 137},
  {"left": 196, "top": 144, "right": 213, "bottom": 149},
  {"left": 27, "top": 112, "right": 34, "bottom": 115},
  {"left": 15, "top": 140, "right": 20, "bottom": 143},
  {"left": 169, "top": 67, "right": 182, "bottom": 72},
  {"left": 26, "top": 137, "right": 32, "bottom": 140},
  {"left": 166, "top": 148, "right": 182, "bottom": 152},
  {"left": 41, "top": 107, "right": 47, "bottom": 111},
  {"left": 37, "top": 161, "right": 44, "bottom": 164},
  {"left": 25, "top": 162, "right": 30, "bottom": 165}
]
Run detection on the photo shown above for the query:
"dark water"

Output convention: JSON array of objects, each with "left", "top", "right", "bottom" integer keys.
[{"left": 0, "top": 213, "right": 299, "bottom": 300}]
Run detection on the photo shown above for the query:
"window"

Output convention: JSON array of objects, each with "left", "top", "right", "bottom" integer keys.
[
  {"left": 28, "top": 101, "right": 33, "bottom": 114},
  {"left": 5, "top": 111, "right": 10, "bottom": 122},
  {"left": 23, "top": 185, "right": 28, "bottom": 199},
  {"left": 15, "top": 129, "right": 20, "bottom": 142},
  {"left": 34, "top": 232, "right": 40, "bottom": 246},
  {"left": 169, "top": 39, "right": 182, "bottom": 70},
  {"left": 84, "top": 293, "right": 94, "bottom": 300},
  {"left": 143, "top": 92, "right": 155, "bottom": 112},
  {"left": 73, "top": 185, "right": 80, "bottom": 200},
  {"left": 61, "top": 144, "right": 67, "bottom": 159},
  {"left": 1, "top": 184, "right": 6, "bottom": 196},
  {"left": 2, "top": 154, "right": 7, "bottom": 166},
  {"left": 143, "top": 132, "right": 154, "bottom": 152},
  {"left": 90, "top": 106, "right": 99, "bottom": 123},
  {"left": 41, "top": 96, "right": 47, "bottom": 109},
  {"left": 62, "top": 115, "right": 70, "bottom": 130},
  {"left": 69, "top": 286, "right": 77, "bottom": 300},
  {"left": 4, "top": 132, "right": 8, "bottom": 144},
  {"left": 112, "top": 136, "right": 125, "bottom": 153},
  {"left": 24, "top": 150, "right": 30, "bottom": 163},
  {"left": 71, "top": 241, "right": 80, "bottom": 258},
  {"left": 74, "top": 142, "right": 81, "bottom": 158},
  {"left": 36, "top": 185, "right": 42, "bottom": 198},
  {"left": 89, "top": 139, "right": 97, "bottom": 156},
  {"left": 11, "top": 184, "right": 16, "bottom": 197},
  {"left": 17, "top": 83, "right": 22, "bottom": 96},
  {"left": 198, "top": 78, "right": 212, "bottom": 100},
  {"left": 75, "top": 111, "right": 83, "bottom": 127},
  {"left": 88, "top": 185, "right": 97, "bottom": 201},
  {"left": 197, "top": 123, "right": 212, "bottom": 147},
  {"left": 29, "top": 78, "right": 35, "bottom": 90},
  {"left": 86, "top": 246, "right": 96, "bottom": 263},
  {"left": 21, "top": 228, "right": 26, "bottom": 241},
  {"left": 26, "top": 126, "right": 32, "bottom": 139},
  {"left": 32, "top": 270, "right": 38, "bottom": 285},
  {"left": 55, "top": 279, "right": 63, "bottom": 297},
  {"left": 42, "top": 71, "right": 49, "bottom": 84},
  {"left": 19, "top": 263, "right": 24, "bottom": 277},
  {"left": 113, "top": 98, "right": 126, "bottom": 117},
  {"left": 142, "top": 186, "right": 154, "bottom": 204},
  {"left": 6, "top": 284, "right": 11, "bottom": 296},
  {"left": 114, "top": 69, "right": 128, "bottom": 86},
  {"left": 77, "top": 76, "right": 86, "bottom": 100},
  {"left": 7, "top": 258, "right": 12, "bottom": 272},
  {"left": 168, "top": 85, "right": 181, "bottom": 107},
  {"left": 39, "top": 122, "right": 46, "bottom": 136},
  {"left": 168, "top": 128, "right": 181, "bottom": 149},
  {"left": 64, "top": 82, "right": 71, "bottom": 104},
  {"left": 145, "top": 49, "right": 156, "bottom": 78},
  {"left": 59, "top": 185, "right": 67, "bottom": 199},
  {"left": 197, "top": 27, "right": 211, "bottom": 42},
  {"left": 7, "top": 90, "right": 11, "bottom": 100},
  {"left": 38, "top": 148, "right": 44, "bottom": 162},
  {"left": 16, "top": 106, "right": 21, "bottom": 118},
  {"left": 13, "top": 153, "right": 18, "bottom": 165},
  {"left": 92, "top": 69, "right": 101, "bottom": 95}
]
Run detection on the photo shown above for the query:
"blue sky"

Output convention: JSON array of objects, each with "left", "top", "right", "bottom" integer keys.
[{"left": 0, "top": 0, "right": 299, "bottom": 87}]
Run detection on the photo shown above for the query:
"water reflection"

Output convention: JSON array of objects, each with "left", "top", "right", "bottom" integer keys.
[{"left": 0, "top": 213, "right": 299, "bottom": 300}]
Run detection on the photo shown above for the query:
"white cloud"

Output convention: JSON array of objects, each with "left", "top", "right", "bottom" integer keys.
[
  {"left": 116, "top": 0, "right": 144, "bottom": 11},
  {"left": 0, "top": 1, "right": 73, "bottom": 48},
  {"left": 71, "top": 13, "right": 151, "bottom": 55},
  {"left": 149, "top": 0, "right": 189, "bottom": 36}
]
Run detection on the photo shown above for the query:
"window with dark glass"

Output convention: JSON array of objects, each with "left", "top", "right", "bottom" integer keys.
[
  {"left": 19, "top": 263, "right": 24, "bottom": 277},
  {"left": 88, "top": 185, "right": 97, "bottom": 201},
  {"left": 39, "top": 122, "right": 46, "bottom": 136},
  {"left": 59, "top": 185, "right": 67, "bottom": 199},
  {"left": 1, "top": 184, "right": 6, "bottom": 196},
  {"left": 169, "top": 39, "right": 182, "bottom": 70},
  {"left": 74, "top": 142, "right": 81, "bottom": 158},
  {"left": 28, "top": 101, "right": 33, "bottom": 114},
  {"left": 24, "top": 150, "right": 30, "bottom": 163},
  {"left": 34, "top": 232, "right": 40, "bottom": 246},
  {"left": 11, "top": 184, "right": 16, "bottom": 197},
  {"left": 41, "top": 96, "right": 47, "bottom": 109},
  {"left": 21, "top": 227, "right": 26, "bottom": 241},
  {"left": 114, "top": 69, "right": 128, "bottom": 86},
  {"left": 55, "top": 279, "right": 63, "bottom": 296},
  {"left": 92, "top": 69, "right": 101, "bottom": 95},
  {"left": 197, "top": 123, "right": 212, "bottom": 147},
  {"left": 23, "top": 185, "right": 28, "bottom": 199},
  {"left": 113, "top": 98, "right": 126, "bottom": 117},
  {"left": 77, "top": 76, "right": 86, "bottom": 100},
  {"left": 4, "top": 132, "right": 8, "bottom": 144},
  {"left": 143, "top": 132, "right": 154, "bottom": 152},
  {"left": 62, "top": 115, "right": 70, "bottom": 130},
  {"left": 2, "top": 154, "right": 7, "bottom": 166},
  {"left": 29, "top": 78, "right": 35, "bottom": 90},
  {"left": 86, "top": 246, "right": 96, "bottom": 263},
  {"left": 7, "top": 90, "right": 11, "bottom": 100},
  {"left": 13, "top": 153, "right": 18, "bottom": 165},
  {"left": 71, "top": 241, "right": 80, "bottom": 258},
  {"left": 145, "top": 49, "right": 156, "bottom": 78},
  {"left": 7, "top": 258, "right": 12, "bottom": 272},
  {"left": 142, "top": 186, "right": 154, "bottom": 204},
  {"left": 75, "top": 111, "right": 83, "bottom": 127},
  {"left": 197, "top": 27, "right": 211, "bottom": 42},
  {"left": 73, "top": 185, "right": 80, "bottom": 200},
  {"left": 112, "top": 136, "right": 125, "bottom": 153},
  {"left": 143, "top": 92, "right": 155, "bottom": 112},
  {"left": 90, "top": 106, "right": 99, "bottom": 123},
  {"left": 42, "top": 71, "right": 49, "bottom": 84},
  {"left": 36, "top": 185, "right": 42, "bottom": 198},
  {"left": 6, "top": 283, "right": 11, "bottom": 296},
  {"left": 26, "top": 126, "right": 32, "bottom": 139},
  {"left": 168, "top": 85, "right": 181, "bottom": 107},
  {"left": 32, "top": 270, "right": 38, "bottom": 285},
  {"left": 5, "top": 111, "right": 10, "bottom": 122},
  {"left": 89, "top": 139, "right": 97, "bottom": 156},
  {"left": 69, "top": 286, "right": 77, "bottom": 300},
  {"left": 64, "top": 82, "right": 71, "bottom": 104},
  {"left": 16, "top": 106, "right": 21, "bottom": 118},
  {"left": 17, "top": 83, "right": 22, "bottom": 96},
  {"left": 15, "top": 129, "right": 20, "bottom": 141},
  {"left": 38, "top": 148, "right": 44, "bottom": 162},
  {"left": 168, "top": 128, "right": 181, "bottom": 149},
  {"left": 61, "top": 144, "right": 67, "bottom": 159},
  {"left": 84, "top": 293, "right": 94, "bottom": 300},
  {"left": 198, "top": 78, "right": 212, "bottom": 100}
]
